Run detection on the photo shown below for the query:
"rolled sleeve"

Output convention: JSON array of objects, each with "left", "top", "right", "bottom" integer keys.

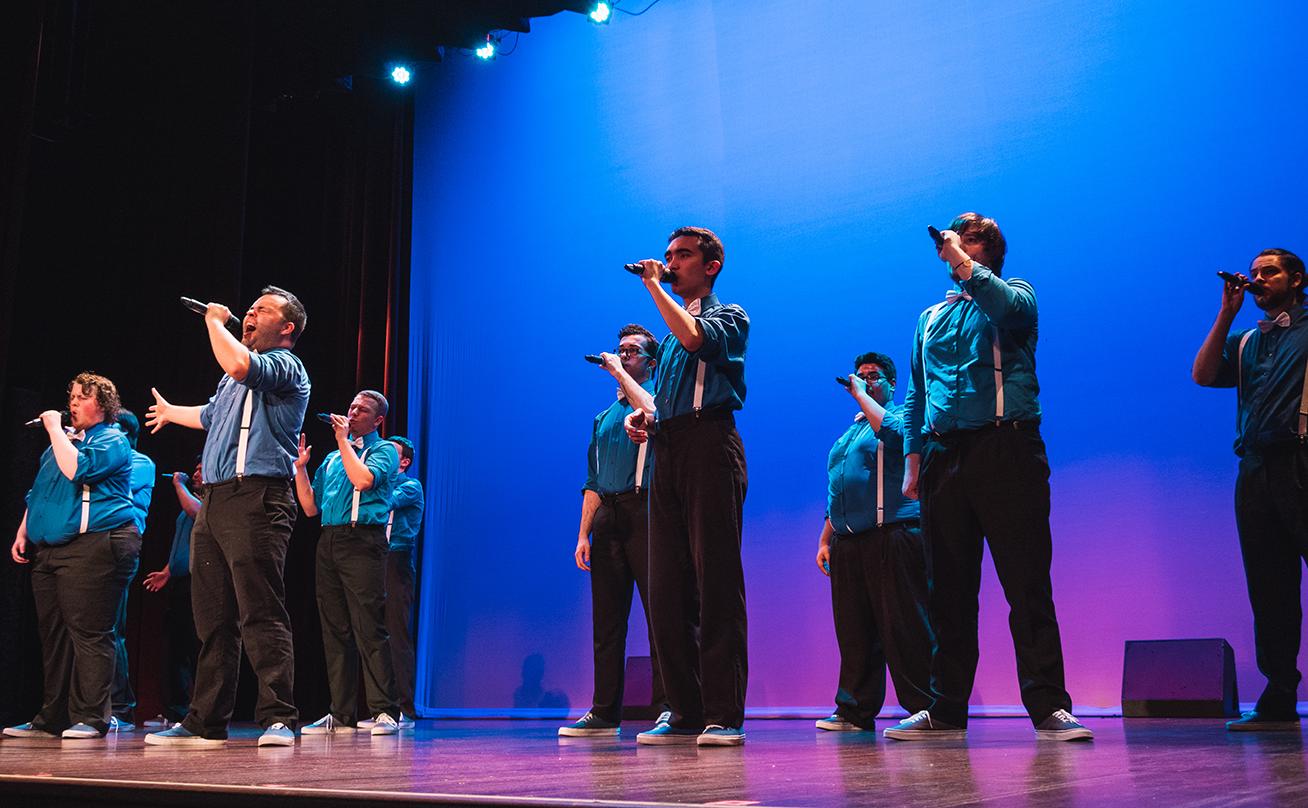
[
  {"left": 364, "top": 442, "right": 399, "bottom": 491},
  {"left": 692, "top": 305, "right": 749, "bottom": 365},
  {"left": 962, "top": 266, "right": 1037, "bottom": 330},
  {"left": 244, "top": 350, "right": 301, "bottom": 393},
  {"left": 72, "top": 434, "right": 131, "bottom": 486}
]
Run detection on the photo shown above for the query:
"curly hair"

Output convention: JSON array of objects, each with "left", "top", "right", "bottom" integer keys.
[{"left": 68, "top": 372, "right": 122, "bottom": 424}]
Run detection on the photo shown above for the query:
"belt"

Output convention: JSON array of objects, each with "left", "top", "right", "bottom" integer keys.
[
  {"left": 204, "top": 474, "right": 288, "bottom": 491},
  {"left": 657, "top": 406, "right": 735, "bottom": 435},
  {"left": 930, "top": 420, "right": 1039, "bottom": 443},
  {"left": 599, "top": 488, "right": 647, "bottom": 506}
]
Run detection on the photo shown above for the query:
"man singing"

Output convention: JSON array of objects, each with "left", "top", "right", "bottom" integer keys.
[
  {"left": 1193, "top": 248, "right": 1307, "bottom": 731},
  {"left": 144, "top": 286, "right": 309, "bottom": 748},
  {"left": 559, "top": 324, "right": 665, "bottom": 737},
  {"left": 5, "top": 374, "right": 139, "bottom": 740},
  {"left": 294, "top": 391, "right": 402, "bottom": 736},
  {"left": 886, "top": 213, "right": 1091, "bottom": 742},
  {"left": 617, "top": 227, "right": 750, "bottom": 747},
  {"left": 815, "top": 352, "right": 933, "bottom": 733}
]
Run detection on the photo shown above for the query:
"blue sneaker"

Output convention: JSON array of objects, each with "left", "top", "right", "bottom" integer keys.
[
  {"left": 697, "top": 725, "right": 745, "bottom": 746},
  {"left": 258, "top": 722, "right": 295, "bottom": 747},
  {"left": 3, "top": 722, "right": 58, "bottom": 739},
  {"left": 61, "top": 723, "right": 102, "bottom": 739},
  {"left": 109, "top": 716, "right": 136, "bottom": 733},
  {"left": 558, "top": 711, "right": 620, "bottom": 737},
  {"left": 144, "top": 723, "right": 225, "bottom": 748},
  {"left": 636, "top": 722, "right": 701, "bottom": 745}
]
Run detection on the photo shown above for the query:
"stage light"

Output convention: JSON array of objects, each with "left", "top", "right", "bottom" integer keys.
[
  {"left": 390, "top": 65, "right": 412, "bottom": 85},
  {"left": 475, "top": 37, "right": 496, "bottom": 60},
  {"left": 589, "top": 2, "right": 612, "bottom": 24}
]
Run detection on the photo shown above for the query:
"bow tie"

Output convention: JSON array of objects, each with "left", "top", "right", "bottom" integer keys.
[
  {"left": 945, "top": 289, "right": 973, "bottom": 304},
  {"left": 1258, "top": 311, "right": 1291, "bottom": 333},
  {"left": 66, "top": 429, "right": 86, "bottom": 442},
  {"left": 686, "top": 298, "right": 702, "bottom": 316},
  {"left": 349, "top": 437, "right": 364, "bottom": 450}
]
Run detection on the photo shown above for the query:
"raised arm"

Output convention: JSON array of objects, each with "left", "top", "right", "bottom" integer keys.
[{"left": 1193, "top": 277, "right": 1246, "bottom": 386}]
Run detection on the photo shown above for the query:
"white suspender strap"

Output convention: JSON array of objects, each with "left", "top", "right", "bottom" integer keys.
[
  {"left": 634, "top": 441, "right": 647, "bottom": 492},
  {"left": 1237, "top": 329, "right": 1255, "bottom": 400},
  {"left": 992, "top": 332, "right": 1004, "bottom": 424},
  {"left": 386, "top": 510, "right": 395, "bottom": 540},
  {"left": 1299, "top": 356, "right": 1308, "bottom": 440},
  {"left": 875, "top": 441, "right": 884, "bottom": 527},
  {"left": 350, "top": 445, "right": 373, "bottom": 525},
  {"left": 80, "top": 485, "right": 91, "bottom": 534},
  {"left": 692, "top": 360, "right": 706, "bottom": 413},
  {"left": 234, "top": 388, "right": 254, "bottom": 478}
]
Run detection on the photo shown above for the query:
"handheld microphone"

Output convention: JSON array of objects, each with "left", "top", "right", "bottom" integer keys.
[
  {"left": 1217, "top": 271, "right": 1268, "bottom": 296},
  {"left": 835, "top": 376, "right": 852, "bottom": 389},
  {"left": 161, "top": 473, "right": 175, "bottom": 479},
  {"left": 928, "top": 226, "right": 945, "bottom": 248},
  {"left": 316, "top": 412, "right": 334, "bottom": 424},
  {"left": 180, "top": 296, "right": 241, "bottom": 329},
  {"left": 24, "top": 411, "right": 69, "bottom": 428},
  {"left": 584, "top": 355, "right": 604, "bottom": 365},
  {"left": 623, "top": 263, "right": 675, "bottom": 284}
]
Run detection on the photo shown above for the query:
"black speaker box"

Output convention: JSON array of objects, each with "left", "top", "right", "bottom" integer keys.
[{"left": 1122, "top": 638, "right": 1239, "bottom": 717}]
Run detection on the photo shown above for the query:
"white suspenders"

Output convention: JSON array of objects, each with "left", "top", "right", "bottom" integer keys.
[
  {"left": 1236, "top": 328, "right": 1308, "bottom": 441},
  {"left": 692, "top": 360, "right": 706, "bottom": 413},
  {"left": 79, "top": 485, "right": 91, "bottom": 534},
  {"left": 875, "top": 440, "right": 884, "bottom": 527},
  {"left": 634, "top": 442, "right": 647, "bottom": 492},
  {"left": 234, "top": 388, "right": 254, "bottom": 477},
  {"left": 385, "top": 509, "right": 395, "bottom": 540},
  {"left": 347, "top": 444, "right": 375, "bottom": 525},
  {"left": 922, "top": 300, "right": 1005, "bottom": 428}
]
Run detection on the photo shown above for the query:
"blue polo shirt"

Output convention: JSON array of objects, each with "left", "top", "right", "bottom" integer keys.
[
  {"left": 128, "top": 450, "right": 156, "bottom": 535},
  {"left": 1209, "top": 304, "right": 1308, "bottom": 455},
  {"left": 585, "top": 380, "right": 655, "bottom": 495},
  {"left": 25, "top": 422, "right": 135, "bottom": 545},
  {"left": 653, "top": 293, "right": 748, "bottom": 421},
  {"left": 200, "top": 348, "right": 310, "bottom": 484},
  {"left": 167, "top": 512, "right": 195, "bottom": 578},
  {"left": 311, "top": 431, "right": 400, "bottom": 526},
  {"left": 388, "top": 477, "right": 425, "bottom": 553},
  {"left": 827, "top": 405, "right": 920, "bottom": 533},
  {"left": 904, "top": 265, "right": 1041, "bottom": 455}
]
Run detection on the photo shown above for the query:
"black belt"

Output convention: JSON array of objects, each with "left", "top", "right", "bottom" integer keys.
[
  {"left": 599, "top": 488, "right": 647, "bottom": 506},
  {"left": 204, "top": 474, "right": 289, "bottom": 491},
  {"left": 930, "top": 420, "right": 1039, "bottom": 442},
  {"left": 657, "top": 406, "right": 735, "bottom": 435}
]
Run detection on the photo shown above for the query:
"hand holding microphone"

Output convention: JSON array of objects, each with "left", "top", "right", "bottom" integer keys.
[
  {"left": 624, "top": 260, "right": 674, "bottom": 284},
  {"left": 24, "top": 410, "right": 68, "bottom": 429},
  {"left": 1217, "top": 271, "right": 1267, "bottom": 296},
  {"left": 180, "top": 297, "right": 241, "bottom": 329}
]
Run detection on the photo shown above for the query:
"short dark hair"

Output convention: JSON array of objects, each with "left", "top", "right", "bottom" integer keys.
[
  {"left": 950, "top": 212, "right": 1007, "bottom": 275},
  {"left": 68, "top": 372, "right": 121, "bottom": 424},
  {"left": 853, "top": 352, "right": 897, "bottom": 386},
  {"left": 668, "top": 226, "right": 725, "bottom": 285},
  {"left": 261, "top": 285, "right": 308, "bottom": 345},
  {"left": 357, "top": 389, "right": 389, "bottom": 418},
  {"left": 618, "top": 323, "right": 658, "bottom": 357},
  {"left": 116, "top": 409, "right": 141, "bottom": 449},
  {"left": 1255, "top": 248, "right": 1305, "bottom": 300},
  {"left": 389, "top": 435, "right": 415, "bottom": 462}
]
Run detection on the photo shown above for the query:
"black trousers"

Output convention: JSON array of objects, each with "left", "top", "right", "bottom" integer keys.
[
  {"left": 163, "top": 575, "right": 198, "bottom": 722},
  {"left": 184, "top": 477, "right": 298, "bottom": 738},
  {"left": 829, "top": 521, "right": 934, "bottom": 727},
  {"left": 110, "top": 562, "right": 139, "bottom": 723},
  {"left": 589, "top": 490, "right": 665, "bottom": 723},
  {"left": 317, "top": 523, "right": 398, "bottom": 724},
  {"left": 30, "top": 526, "right": 141, "bottom": 735},
  {"left": 920, "top": 423, "right": 1072, "bottom": 728},
  {"left": 648, "top": 413, "right": 748, "bottom": 729},
  {"left": 1234, "top": 443, "right": 1308, "bottom": 718},
  {"left": 385, "top": 547, "right": 417, "bottom": 717}
]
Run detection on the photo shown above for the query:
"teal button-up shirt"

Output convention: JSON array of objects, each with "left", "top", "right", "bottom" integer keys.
[
  {"left": 904, "top": 265, "right": 1041, "bottom": 455},
  {"left": 653, "top": 293, "right": 748, "bottom": 421},
  {"left": 1210, "top": 304, "right": 1308, "bottom": 455},
  {"left": 167, "top": 512, "right": 194, "bottom": 578},
  {"left": 585, "top": 379, "right": 655, "bottom": 495},
  {"left": 200, "top": 348, "right": 310, "bottom": 483},
  {"left": 311, "top": 430, "right": 400, "bottom": 526},
  {"left": 25, "top": 422, "right": 135, "bottom": 544},
  {"left": 128, "top": 450, "right": 156, "bottom": 535},
  {"left": 387, "top": 476, "right": 425, "bottom": 552},
  {"left": 827, "top": 405, "right": 920, "bottom": 533}
]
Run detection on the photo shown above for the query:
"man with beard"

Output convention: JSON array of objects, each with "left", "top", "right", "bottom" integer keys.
[
  {"left": 617, "top": 227, "right": 750, "bottom": 747},
  {"left": 294, "top": 391, "right": 402, "bottom": 736},
  {"left": 144, "top": 286, "right": 309, "bottom": 748},
  {"left": 559, "top": 324, "right": 665, "bottom": 737},
  {"left": 887, "top": 213, "right": 1091, "bottom": 742},
  {"left": 1193, "top": 248, "right": 1308, "bottom": 732}
]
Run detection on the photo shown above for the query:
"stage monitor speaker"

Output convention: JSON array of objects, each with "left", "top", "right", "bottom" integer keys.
[
  {"left": 620, "top": 655, "right": 660, "bottom": 721},
  {"left": 1122, "top": 638, "right": 1239, "bottom": 717}
]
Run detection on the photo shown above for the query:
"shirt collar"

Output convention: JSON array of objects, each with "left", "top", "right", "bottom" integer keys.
[{"left": 350, "top": 430, "right": 381, "bottom": 451}]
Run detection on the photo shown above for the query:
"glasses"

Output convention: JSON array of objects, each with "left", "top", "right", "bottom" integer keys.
[
  {"left": 616, "top": 347, "right": 650, "bottom": 358},
  {"left": 857, "top": 373, "right": 888, "bottom": 384}
]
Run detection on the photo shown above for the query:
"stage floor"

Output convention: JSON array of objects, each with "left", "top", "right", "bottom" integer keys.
[{"left": 0, "top": 718, "right": 1304, "bottom": 807}]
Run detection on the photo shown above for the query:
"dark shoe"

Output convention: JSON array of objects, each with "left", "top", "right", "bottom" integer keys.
[
  {"left": 144, "top": 724, "right": 225, "bottom": 748},
  {"left": 883, "top": 710, "right": 966, "bottom": 741},
  {"left": 1226, "top": 711, "right": 1301, "bottom": 732},
  {"left": 697, "top": 725, "right": 745, "bottom": 746},
  {"left": 636, "top": 723, "right": 701, "bottom": 745},
  {"left": 1035, "top": 710, "right": 1094, "bottom": 741},
  {"left": 816, "top": 714, "right": 869, "bottom": 732},
  {"left": 558, "top": 711, "right": 620, "bottom": 737},
  {"left": 61, "top": 723, "right": 103, "bottom": 739}
]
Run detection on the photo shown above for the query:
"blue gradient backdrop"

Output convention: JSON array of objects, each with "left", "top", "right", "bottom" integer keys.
[{"left": 407, "top": 1, "right": 1308, "bottom": 714}]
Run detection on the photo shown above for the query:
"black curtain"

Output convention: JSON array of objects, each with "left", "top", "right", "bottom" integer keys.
[{"left": 0, "top": 0, "right": 413, "bottom": 725}]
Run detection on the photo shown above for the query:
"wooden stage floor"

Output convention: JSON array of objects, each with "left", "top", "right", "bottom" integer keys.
[{"left": 0, "top": 718, "right": 1304, "bottom": 807}]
